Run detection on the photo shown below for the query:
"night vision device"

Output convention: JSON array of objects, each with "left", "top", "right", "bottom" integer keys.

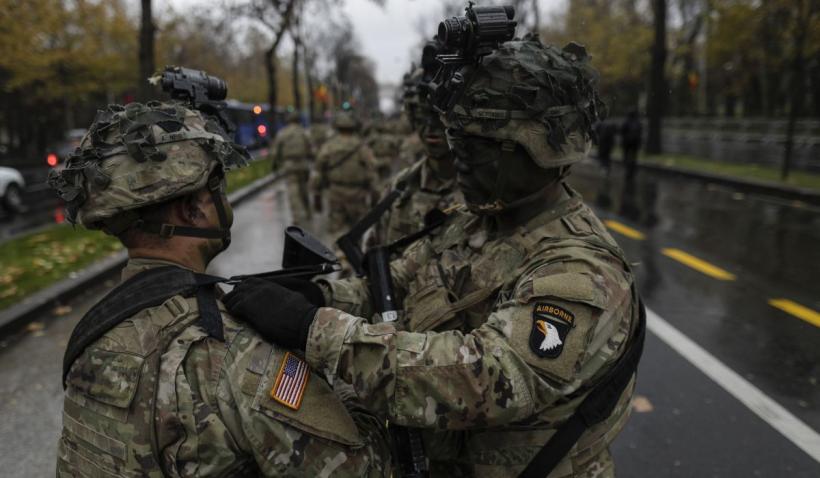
[
  {"left": 425, "top": 3, "right": 517, "bottom": 113},
  {"left": 156, "top": 66, "right": 235, "bottom": 138}
]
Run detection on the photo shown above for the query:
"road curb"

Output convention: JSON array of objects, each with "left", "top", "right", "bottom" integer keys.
[
  {"left": 0, "top": 173, "right": 277, "bottom": 335},
  {"left": 636, "top": 161, "right": 820, "bottom": 206}
]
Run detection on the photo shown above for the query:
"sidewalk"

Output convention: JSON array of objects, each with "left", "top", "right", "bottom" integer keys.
[
  {"left": 607, "top": 156, "right": 820, "bottom": 206},
  {"left": 0, "top": 173, "right": 277, "bottom": 334}
]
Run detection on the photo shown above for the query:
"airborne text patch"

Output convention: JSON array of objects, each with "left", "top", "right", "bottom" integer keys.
[{"left": 529, "top": 303, "right": 575, "bottom": 359}]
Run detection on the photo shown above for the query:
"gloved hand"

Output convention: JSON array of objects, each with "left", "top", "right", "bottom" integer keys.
[
  {"left": 269, "top": 277, "right": 326, "bottom": 307},
  {"left": 223, "top": 278, "right": 317, "bottom": 350}
]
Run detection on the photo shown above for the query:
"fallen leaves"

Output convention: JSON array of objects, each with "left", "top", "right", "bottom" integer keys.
[{"left": 631, "top": 395, "right": 654, "bottom": 413}]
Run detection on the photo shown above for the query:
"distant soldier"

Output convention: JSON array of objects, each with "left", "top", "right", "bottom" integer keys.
[
  {"left": 308, "top": 122, "right": 333, "bottom": 151},
  {"left": 272, "top": 112, "right": 313, "bottom": 224},
  {"left": 311, "top": 111, "right": 379, "bottom": 237},
  {"left": 397, "top": 72, "right": 427, "bottom": 171},
  {"left": 372, "top": 56, "right": 462, "bottom": 245},
  {"left": 595, "top": 119, "right": 617, "bottom": 175},
  {"left": 367, "top": 121, "right": 401, "bottom": 183},
  {"left": 620, "top": 110, "right": 642, "bottom": 183}
]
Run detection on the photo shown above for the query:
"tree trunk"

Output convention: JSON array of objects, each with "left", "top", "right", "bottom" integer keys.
[
  {"left": 305, "top": 47, "right": 317, "bottom": 123},
  {"left": 646, "top": 0, "right": 667, "bottom": 154},
  {"left": 292, "top": 33, "right": 302, "bottom": 115},
  {"left": 782, "top": 0, "right": 811, "bottom": 180},
  {"left": 137, "top": 0, "right": 155, "bottom": 102},
  {"left": 265, "top": 46, "right": 279, "bottom": 128}
]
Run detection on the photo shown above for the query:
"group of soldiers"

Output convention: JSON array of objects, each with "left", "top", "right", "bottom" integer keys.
[
  {"left": 48, "top": 18, "right": 645, "bottom": 478},
  {"left": 271, "top": 106, "right": 427, "bottom": 241}
]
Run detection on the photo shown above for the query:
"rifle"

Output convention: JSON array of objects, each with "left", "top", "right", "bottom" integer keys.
[
  {"left": 336, "top": 197, "right": 453, "bottom": 478},
  {"left": 225, "top": 226, "right": 339, "bottom": 285}
]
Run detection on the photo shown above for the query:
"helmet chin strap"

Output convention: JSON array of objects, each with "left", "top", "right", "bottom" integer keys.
[{"left": 136, "top": 175, "right": 231, "bottom": 251}]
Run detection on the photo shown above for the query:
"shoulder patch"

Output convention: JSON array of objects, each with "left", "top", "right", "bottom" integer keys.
[
  {"left": 270, "top": 352, "right": 310, "bottom": 410},
  {"left": 529, "top": 303, "right": 575, "bottom": 359}
]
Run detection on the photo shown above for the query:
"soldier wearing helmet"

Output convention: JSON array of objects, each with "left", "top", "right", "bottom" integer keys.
[
  {"left": 311, "top": 110, "right": 379, "bottom": 237},
  {"left": 271, "top": 111, "right": 313, "bottom": 225},
  {"left": 371, "top": 39, "right": 464, "bottom": 245},
  {"left": 225, "top": 35, "right": 643, "bottom": 478},
  {"left": 49, "top": 101, "right": 390, "bottom": 477}
]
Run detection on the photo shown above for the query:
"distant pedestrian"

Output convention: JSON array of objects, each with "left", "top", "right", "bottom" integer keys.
[
  {"left": 595, "top": 120, "right": 617, "bottom": 174},
  {"left": 620, "top": 110, "right": 642, "bottom": 183}
]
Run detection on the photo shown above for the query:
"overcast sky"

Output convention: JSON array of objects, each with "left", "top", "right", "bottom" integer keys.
[{"left": 343, "top": 0, "right": 563, "bottom": 85}]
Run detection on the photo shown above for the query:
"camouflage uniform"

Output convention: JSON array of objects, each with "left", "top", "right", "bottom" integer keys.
[
  {"left": 273, "top": 121, "right": 313, "bottom": 224},
  {"left": 49, "top": 102, "right": 391, "bottom": 477},
  {"left": 59, "top": 259, "right": 390, "bottom": 477},
  {"left": 366, "top": 126, "right": 401, "bottom": 184},
  {"left": 372, "top": 157, "right": 461, "bottom": 245},
  {"left": 302, "top": 40, "right": 638, "bottom": 477},
  {"left": 311, "top": 112, "right": 379, "bottom": 237}
]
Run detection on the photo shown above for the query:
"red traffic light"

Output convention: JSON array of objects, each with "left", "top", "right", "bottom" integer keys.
[
  {"left": 47, "top": 153, "right": 58, "bottom": 167},
  {"left": 257, "top": 124, "right": 267, "bottom": 136}
]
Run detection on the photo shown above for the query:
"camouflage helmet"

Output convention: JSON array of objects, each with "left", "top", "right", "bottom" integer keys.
[
  {"left": 48, "top": 101, "right": 249, "bottom": 235},
  {"left": 441, "top": 35, "right": 603, "bottom": 169},
  {"left": 332, "top": 111, "right": 360, "bottom": 131}
]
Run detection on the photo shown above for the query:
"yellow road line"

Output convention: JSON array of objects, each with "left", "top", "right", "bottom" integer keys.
[
  {"left": 661, "top": 248, "right": 736, "bottom": 281},
  {"left": 605, "top": 220, "right": 645, "bottom": 240},
  {"left": 769, "top": 299, "right": 820, "bottom": 328}
]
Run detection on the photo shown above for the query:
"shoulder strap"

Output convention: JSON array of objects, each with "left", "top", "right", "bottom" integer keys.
[
  {"left": 518, "top": 296, "right": 646, "bottom": 478},
  {"left": 325, "top": 141, "right": 364, "bottom": 170},
  {"left": 62, "top": 266, "right": 225, "bottom": 386}
]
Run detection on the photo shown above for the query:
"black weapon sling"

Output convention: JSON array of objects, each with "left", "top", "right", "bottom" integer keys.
[
  {"left": 518, "top": 298, "right": 646, "bottom": 478},
  {"left": 62, "top": 266, "right": 226, "bottom": 385}
]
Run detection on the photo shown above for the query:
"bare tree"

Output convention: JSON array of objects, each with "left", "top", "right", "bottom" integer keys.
[
  {"left": 138, "top": 0, "right": 156, "bottom": 102},
  {"left": 239, "top": 0, "right": 299, "bottom": 125}
]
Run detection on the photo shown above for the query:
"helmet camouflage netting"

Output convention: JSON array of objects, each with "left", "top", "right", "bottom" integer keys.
[
  {"left": 442, "top": 35, "right": 604, "bottom": 168},
  {"left": 48, "top": 101, "right": 249, "bottom": 231}
]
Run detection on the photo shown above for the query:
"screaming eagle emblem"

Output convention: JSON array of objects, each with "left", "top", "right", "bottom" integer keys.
[{"left": 529, "top": 303, "right": 574, "bottom": 358}]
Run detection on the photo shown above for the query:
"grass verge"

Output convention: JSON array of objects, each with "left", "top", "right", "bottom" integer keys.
[
  {"left": 641, "top": 153, "right": 820, "bottom": 192},
  {"left": 0, "top": 157, "right": 272, "bottom": 311}
]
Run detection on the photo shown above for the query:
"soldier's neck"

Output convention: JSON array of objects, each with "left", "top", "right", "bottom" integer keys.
[
  {"left": 492, "top": 182, "right": 568, "bottom": 233},
  {"left": 128, "top": 242, "right": 209, "bottom": 273}
]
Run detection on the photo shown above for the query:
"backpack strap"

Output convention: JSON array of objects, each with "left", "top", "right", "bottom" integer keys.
[{"left": 62, "top": 266, "right": 225, "bottom": 386}]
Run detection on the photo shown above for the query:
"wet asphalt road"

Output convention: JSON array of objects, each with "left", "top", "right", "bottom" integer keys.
[{"left": 1, "top": 167, "right": 819, "bottom": 476}]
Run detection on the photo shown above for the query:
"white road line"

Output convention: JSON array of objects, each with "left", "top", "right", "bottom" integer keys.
[{"left": 645, "top": 307, "right": 820, "bottom": 463}]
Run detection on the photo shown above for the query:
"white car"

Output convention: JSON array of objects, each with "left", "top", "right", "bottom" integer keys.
[{"left": 0, "top": 166, "right": 25, "bottom": 214}]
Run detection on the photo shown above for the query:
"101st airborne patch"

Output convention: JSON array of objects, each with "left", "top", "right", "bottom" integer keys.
[{"left": 529, "top": 303, "right": 575, "bottom": 359}]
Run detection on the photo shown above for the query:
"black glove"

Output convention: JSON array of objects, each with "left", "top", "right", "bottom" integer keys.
[
  {"left": 223, "top": 278, "right": 318, "bottom": 350},
  {"left": 269, "top": 277, "right": 326, "bottom": 307}
]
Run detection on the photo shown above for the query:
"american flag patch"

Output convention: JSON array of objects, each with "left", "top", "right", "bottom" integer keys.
[{"left": 271, "top": 352, "right": 310, "bottom": 410}]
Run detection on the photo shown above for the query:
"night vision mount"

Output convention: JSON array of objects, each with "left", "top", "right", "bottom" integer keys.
[
  {"left": 425, "top": 2, "right": 517, "bottom": 113},
  {"left": 156, "top": 66, "right": 236, "bottom": 138}
]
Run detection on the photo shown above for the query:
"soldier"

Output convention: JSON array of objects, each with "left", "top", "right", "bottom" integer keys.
[
  {"left": 311, "top": 110, "right": 379, "bottom": 238},
  {"left": 372, "top": 63, "right": 462, "bottom": 245},
  {"left": 308, "top": 121, "right": 334, "bottom": 152},
  {"left": 397, "top": 75, "right": 427, "bottom": 172},
  {"left": 272, "top": 111, "right": 313, "bottom": 225},
  {"left": 48, "top": 102, "right": 390, "bottom": 477},
  {"left": 366, "top": 119, "right": 401, "bottom": 184},
  {"left": 225, "top": 37, "right": 644, "bottom": 478}
]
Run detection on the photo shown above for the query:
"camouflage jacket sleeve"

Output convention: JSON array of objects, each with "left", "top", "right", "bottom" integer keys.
[
  {"left": 317, "top": 239, "right": 424, "bottom": 318},
  {"left": 212, "top": 313, "right": 391, "bottom": 476},
  {"left": 306, "top": 254, "right": 635, "bottom": 430}
]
